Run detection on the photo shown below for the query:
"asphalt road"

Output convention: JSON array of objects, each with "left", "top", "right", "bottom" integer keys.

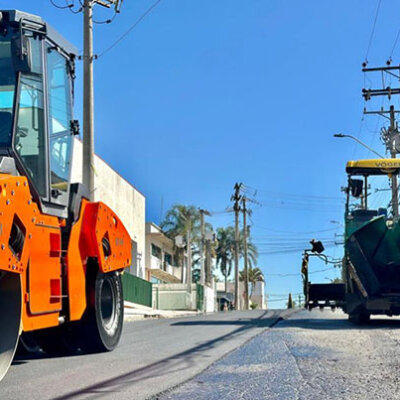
[
  {"left": 162, "top": 309, "right": 400, "bottom": 400},
  {"left": 1, "top": 310, "right": 282, "bottom": 400}
]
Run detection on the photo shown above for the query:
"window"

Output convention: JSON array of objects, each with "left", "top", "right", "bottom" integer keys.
[
  {"left": 164, "top": 253, "right": 172, "bottom": 266},
  {"left": 151, "top": 244, "right": 162, "bottom": 259},
  {"left": 0, "top": 35, "right": 16, "bottom": 146},
  {"left": 47, "top": 47, "right": 73, "bottom": 194},
  {"left": 15, "top": 37, "right": 47, "bottom": 197}
]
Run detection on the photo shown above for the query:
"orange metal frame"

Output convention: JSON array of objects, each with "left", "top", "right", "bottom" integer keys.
[{"left": 0, "top": 174, "right": 131, "bottom": 331}]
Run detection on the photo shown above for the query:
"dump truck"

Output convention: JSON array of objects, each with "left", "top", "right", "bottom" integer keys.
[
  {"left": 0, "top": 10, "right": 132, "bottom": 381},
  {"left": 303, "top": 158, "right": 400, "bottom": 323}
]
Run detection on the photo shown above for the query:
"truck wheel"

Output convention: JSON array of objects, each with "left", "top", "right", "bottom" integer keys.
[
  {"left": 32, "top": 325, "right": 78, "bottom": 356},
  {"left": 0, "top": 272, "right": 21, "bottom": 381},
  {"left": 79, "top": 270, "right": 124, "bottom": 353},
  {"left": 16, "top": 332, "right": 41, "bottom": 355},
  {"left": 349, "top": 310, "right": 370, "bottom": 324}
]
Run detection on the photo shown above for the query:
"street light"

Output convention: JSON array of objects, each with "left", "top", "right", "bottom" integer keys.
[{"left": 333, "top": 133, "right": 385, "bottom": 158}]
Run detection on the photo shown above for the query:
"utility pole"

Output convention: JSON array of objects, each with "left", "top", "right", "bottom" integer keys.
[
  {"left": 199, "top": 209, "right": 210, "bottom": 286},
  {"left": 199, "top": 210, "right": 205, "bottom": 286},
  {"left": 362, "top": 64, "right": 400, "bottom": 220},
  {"left": 231, "top": 183, "right": 242, "bottom": 310},
  {"left": 82, "top": 0, "right": 123, "bottom": 199},
  {"left": 389, "top": 105, "right": 399, "bottom": 219},
  {"left": 186, "top": 216, "right": 192, "bottom": 291},
  {"left": 83, "top": 0, "right": 95, "bottom": 199},
  {"left": 205, "top": 236, "right": 212, "bottom": 286},
  {"left": 242, "top": 197, "right": 249, "bottom": 310}
]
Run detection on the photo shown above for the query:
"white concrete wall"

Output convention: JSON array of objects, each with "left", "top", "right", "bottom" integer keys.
[
  {"left": 204, "top": 285, "right": 216, "bottom": 312},
  {"left": 71, "top": 138, "right": 146, "bottom": 279},
  {"left": 250, "top": 281, "right": 266, "bottom": 309}
]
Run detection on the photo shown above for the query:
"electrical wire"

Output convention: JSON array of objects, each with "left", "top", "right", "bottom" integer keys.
[
  {"left": 365, "top": 0, "right": 382, "bottom": 63},
  {"left": 98, "top": 0, "right": 162, "bottom": 58},
  {"left": 93, "top": 10, "right": 118, "bottom": 24},
  {"left": 50, "top": 0, "right": 73, "bottom": 9},
  {"left": 389, "top": 27, "right": 400, "bottom": 59},
  {"left": 245, "top": 186, "right": 343, "bottom": 201},
  {"left": 258, "top": 244, "right": 340, "bottom": 256},
  {"left": 264, "top": 266, "right": 337, "bottom": 277},
  {"left": 253, "top": 226, "right": 341, "bottom": 235}
]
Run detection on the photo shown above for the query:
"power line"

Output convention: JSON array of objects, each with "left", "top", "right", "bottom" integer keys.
[
  {"left": 253, "top": 226, "right": 341, "bottom": 235},
  {"left": 93, "top": 10, "right": 118, "bottom": 24},
  {"left": 98, "top": 0, "right": 162, "bottom": 58},
  {"left": 389, "top": 27, "right": 400, "bottom": 60},
  {"left": 50, "top": 0, "right": 73, "bottom": 9},
  {"left": 265, "top": 266, "right": 337, "bottom": 277},
  {"left": 365, "top": 0, "right": 382, "bottom": 63},
  {"left": 251, "top": 191, "right": 342, "bottom": 201},
  {"left": 258, "top": 244, "right": 340, "bottom": 255}
]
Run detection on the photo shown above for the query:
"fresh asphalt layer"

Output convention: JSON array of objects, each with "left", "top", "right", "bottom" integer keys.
[
  {"left": 162, "top": 309, "right": 400, "bottom": 400},
  {"left": 1, "top": 310, "right": 283, "bottom": 400}
]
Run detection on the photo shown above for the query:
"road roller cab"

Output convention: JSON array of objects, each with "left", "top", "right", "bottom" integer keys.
[{"left": 0, "top": 10, "right": 132, "bottom": 381}]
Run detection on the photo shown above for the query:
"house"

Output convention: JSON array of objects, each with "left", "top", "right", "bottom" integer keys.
[
  {"left": 145, "top": 222, "right": 183, "bottom": 284},
  {"left": 216, "top": 280, "right": 267, "bottom": 310}
]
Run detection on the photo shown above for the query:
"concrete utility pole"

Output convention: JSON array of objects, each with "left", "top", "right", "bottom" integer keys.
[
  {"left": 186, "top": 216, "right": 192, "bottom": 291},
  {"left": 242, "top": 197, "right": 249, "bottom": 310},
  {"left": 231, "top": 183, "right": 242, "bottom": 310},
  {"left": 389, "top": 105, "right": 399, "bottom": 219},
  {"left": 362, "top": 64, "right": 400, "bottom": 220},
  {"left": 82, "top": 0, "right": 122, "bottom": 199},
  {"left": 199, "top": 209, "right": 210, "bottom": 286},
  {"left": 205, "top": 237, "right": 212, "bottom": 286},
  {"left": 83, "top": 0, "right": 95, "bottom": 199}
]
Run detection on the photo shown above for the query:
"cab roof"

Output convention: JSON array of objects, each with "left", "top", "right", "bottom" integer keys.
[
  {"left": 346, "top": 159, "right": 400, "bottom": 175},
  {"left": 1, "top": 9, "right": 77, "bottom": 56}
]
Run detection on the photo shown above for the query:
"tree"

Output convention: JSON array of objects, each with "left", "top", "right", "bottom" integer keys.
[
  {"left": 161, "top": 205, "right": 200, "bottom": 276},
  {"left": 287, "top": 293, "right": 293, "bottom": 309},
  {"left": 239, "top": 230, "right": 259, "bottom": 269},
  {"left": 239, "top": 267, "right": 264, "bottom": 297},
  {"left": 215, "top": 227, "right": 235, "bottom": 293},
  {"left": 161, "top": 204, "right": 213, "bottom": 277}
]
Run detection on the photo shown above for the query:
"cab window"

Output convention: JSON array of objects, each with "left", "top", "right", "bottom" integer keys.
[
  {"left": 15, "top": 36, "right": 47, "bottom": 197},
  {"left": 47, "top": 47, "right": 73, "bottom": 195}
]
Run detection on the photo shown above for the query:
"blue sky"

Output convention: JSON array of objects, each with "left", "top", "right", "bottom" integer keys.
[{"left": 10, "top": 0, "right": 400, "bottom": 307}]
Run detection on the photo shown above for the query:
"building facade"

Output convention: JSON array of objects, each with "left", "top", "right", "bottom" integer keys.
[
  {"left": 145, "top": 222, "right": 183, "bottom": 283},
  {"left": 71, "top": 138, "right": 146, "bottom": 279}
]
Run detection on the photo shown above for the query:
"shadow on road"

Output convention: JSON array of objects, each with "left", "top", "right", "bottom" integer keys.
[
  {"left": 171, "top": 317, "right": 279, "bottom": 328},
  {"left": 280, "top": 314, "right": 400, "bottom": 331},
  {"left": 14, "top": 311, "right": 277, "bottom": 400}
]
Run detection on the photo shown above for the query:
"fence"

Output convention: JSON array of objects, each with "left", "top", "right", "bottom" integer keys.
[
  {"left": 122, "top": 272, "right": 152, "bottom": 307},
  {"left": 152, "top": 283, "right": 215, "bottom": 312}
]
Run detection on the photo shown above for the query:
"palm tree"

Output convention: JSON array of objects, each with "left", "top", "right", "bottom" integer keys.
[
  {"left": 239, "top": 229, "right": 258, "bottom": 268},
  {"left": 161, "top": 205, "right": 200, "bottom": 275},
  {"left": 215, "top": 227, "right": 235, "bottom": 293},
  {"left": 161, "top": 204, "right": 213, "bottom": 279},
  {"left": 240, "top": 266, "right": 264, "bottom": 297}
]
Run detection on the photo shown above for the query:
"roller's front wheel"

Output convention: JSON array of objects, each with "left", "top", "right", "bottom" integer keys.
[
  {"left": 79, "top": 270, "right": 124, "bottom": 353},
  {"left": 0, "top": 272, "right": 21, "bottom": 381}
]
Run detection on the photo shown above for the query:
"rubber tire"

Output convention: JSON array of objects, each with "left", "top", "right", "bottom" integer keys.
[
  {"left": 78, "top": 270, "right": 124, "bottom": 353},
  {"left": 0, "top": 272, "right": 21, "bottom": 381},
  {"left": 32, "top": 325, "right": 79, "bottom": 356},
  {"left": 349, "top": 310, "right": 370, "bottom": 325},
  {"left": 16, "top": 332, "right": 41, "bottom": 355}
]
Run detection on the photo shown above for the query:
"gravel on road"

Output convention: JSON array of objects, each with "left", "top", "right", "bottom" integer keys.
[{"left": 160, "top": 309, "right": 400, "bottom": 400}]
